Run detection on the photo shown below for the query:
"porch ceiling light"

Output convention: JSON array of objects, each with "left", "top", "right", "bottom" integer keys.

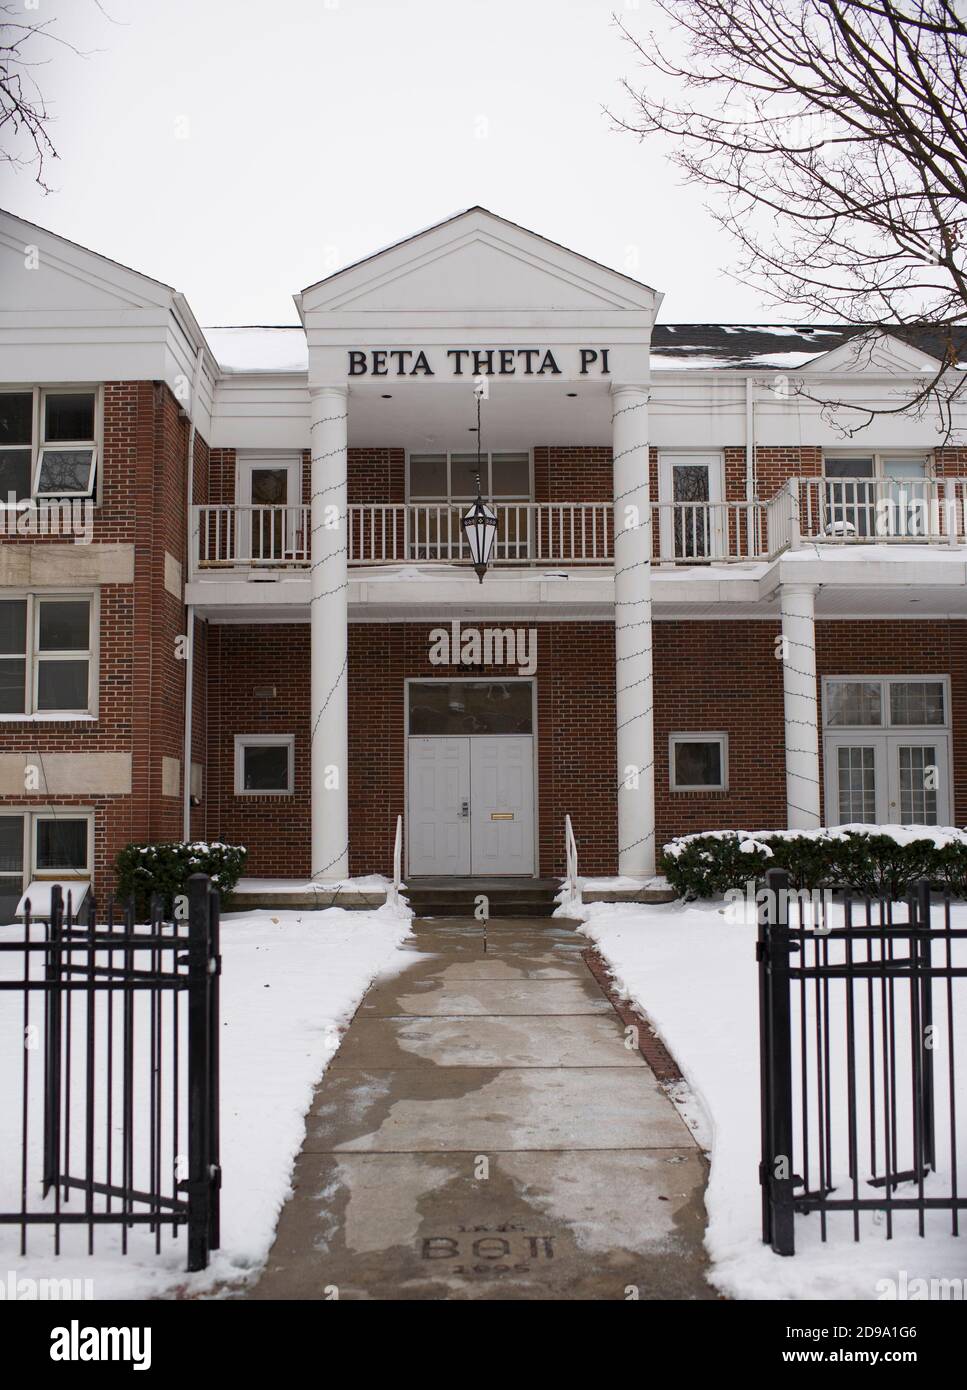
[{"left": 460, "top": 383, "right": 498, "bottom": 583}]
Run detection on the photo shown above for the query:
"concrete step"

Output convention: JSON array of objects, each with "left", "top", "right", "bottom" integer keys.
[{"left": 404, "top": 878, "right": 560, "bottom": 918}]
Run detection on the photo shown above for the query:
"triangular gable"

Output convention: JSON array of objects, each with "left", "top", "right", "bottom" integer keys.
[
  {"left": 799, "top": 329, "right": 942, "bottom": 375},
  {"left": 0, "top": 209, "right": 174, "bottom": 312},
  {"left": 299, "top": 207, "right": 659, "bottom": 316}
]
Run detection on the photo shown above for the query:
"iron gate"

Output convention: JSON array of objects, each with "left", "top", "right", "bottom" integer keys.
[
  {"left": 0, "top": 872, "right": 220, "bottom": 1272},
  {"left": 758, "top": 867, "right": 966, "bottom": 1255}
]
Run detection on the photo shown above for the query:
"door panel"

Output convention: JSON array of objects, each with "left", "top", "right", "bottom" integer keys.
[
  {"left": 237, "top": 457, "right": 301, "bottom": 561},
  {"left": 658, "top": 453, "right": 724, "bottom": 560},
  {"left": 829, "top": 740, "right": 884, "bottom": 824},
  {"left": 890, "top": 741, "right": 948, "bottom": 825},
  {"left": 407, "top": 738, "right": 470, "bottom": 874},
  {"left": 469, "top": 736, "right": 535, "bottom": 875},
  {"left": 824, "top": 735, "right": 950, "bottom": 826}
]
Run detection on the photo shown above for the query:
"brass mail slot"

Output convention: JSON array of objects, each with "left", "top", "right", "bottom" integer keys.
[{"left": 490, "top": 811, "right": 515, "bottom": 821}]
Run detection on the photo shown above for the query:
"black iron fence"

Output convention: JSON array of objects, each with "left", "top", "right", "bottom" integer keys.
[
  {"left": 758, "top": 868, "right": 966, "bottom": 1255},
  {"left": 0, "top": 873, "right": 220, "bottom": 1272}
]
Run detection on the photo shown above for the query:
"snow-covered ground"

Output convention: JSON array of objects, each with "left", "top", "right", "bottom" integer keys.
[
  {"left": 0, "top": 903, "right": 412, "bottom": 1299},
  {"left": 572, "top": 895, "right": 967, "bottom": 1301}
]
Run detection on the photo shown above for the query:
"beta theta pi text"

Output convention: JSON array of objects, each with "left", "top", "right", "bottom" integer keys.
[{"left": 347, "top": 347, "right": 611, "bottom": 377}]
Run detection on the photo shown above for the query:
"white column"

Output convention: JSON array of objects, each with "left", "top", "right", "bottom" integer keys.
[
  {"left": 780, "top": 582, "right": 822, "bottom": 829},
  {"left": 612, "top": 383, "right": 656, "bottom": 877},
  {"left": 309, "top": 385, "right": 349, "bottom": 880}
]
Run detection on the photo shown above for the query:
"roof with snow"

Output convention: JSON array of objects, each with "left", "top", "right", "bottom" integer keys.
[
  {"left": 649, "top": 323, "right": 860, "bottom": 370},
  {"left": 201, "top": 322, "right": 964, "bottom": 375}
]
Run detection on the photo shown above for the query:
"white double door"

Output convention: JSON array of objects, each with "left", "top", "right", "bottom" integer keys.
[
  {"left": 407, "top": 736, "right": 535, "bottom": 875},
  {"left": 825, "top": 734, "right": 950, "bottom": 826}
]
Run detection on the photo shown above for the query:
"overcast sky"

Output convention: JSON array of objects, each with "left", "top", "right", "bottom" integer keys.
[{"left": 0, "top": 0, "right": 780, "bottom": 326}]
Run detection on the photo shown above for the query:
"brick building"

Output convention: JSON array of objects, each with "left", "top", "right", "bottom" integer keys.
[{"left": 1, "top": 205, "right": 965, "bottom": 910}]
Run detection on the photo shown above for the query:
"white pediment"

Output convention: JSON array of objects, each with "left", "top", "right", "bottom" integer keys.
[
  {"left": 800, "top": 330, "right": 941, "bottom": 376},
  {"left": 300, "top": 208, "right": 659, "bottom": 317},
  {"left": 0, "top": 210, "right": 172, "bottom": 312}
]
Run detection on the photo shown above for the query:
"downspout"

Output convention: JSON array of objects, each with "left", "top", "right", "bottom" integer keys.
[
  {"left": 745, "top": 375, "right": 756, "bottom": 553},
  {"left": 183, "top": 346, "right": 205, "bottom": 842},
  {"left": 745, "top": 374, "right": 756, "bottom": 499}
]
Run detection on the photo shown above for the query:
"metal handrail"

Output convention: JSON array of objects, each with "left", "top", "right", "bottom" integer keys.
[
  {"left": 564, "top": 813, "right": 580, "bottom": 908},
  {"left": 390, "top": 813, "right": 403, "bottom": 908}
]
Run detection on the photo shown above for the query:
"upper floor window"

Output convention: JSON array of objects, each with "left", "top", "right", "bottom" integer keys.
[
  {"left": 822, "top": 453, "right": 930, "bottom": 538},
  {"left": 0, "top": 595, "right": 95, "bottom": 718},
  {"left": 408, "top": 452, "right": 531, "bottom": 503},
  {"left": 824, "top": 453, "right": 929, "bottom": 482},
  {"left": 0, "top": 388, "right": 99, "bottom": 503}
]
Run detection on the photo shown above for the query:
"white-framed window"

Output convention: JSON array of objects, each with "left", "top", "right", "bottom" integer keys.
[
  {"left": 0, "top": 387, "right": 100, "bottom": 503},
  {"left": 407, "top": 450, "right": 532, "bottom": 562},
  {"left": 0, "top": 811, "right": 93, "bottom": 924},
  {"left": 823, "top": 675, "right": 947, "bottom": 729},
  {"left": 822, "top": 453, "right": 931, "bottom": 538},
  {"left": 822, "top": 676, "right": 951, "bottom": 826},
  {"left": 407, "top": 451, "right": 531, "bottom": 504},
  {"left": 234, "top": 734, "right": 294, "bottom": 795},
  {"left": 669, "top": 732, "right": 729, "bottom": 791},
  {"left": 0, "top": 593, "right": 96, "bottom": 718}
]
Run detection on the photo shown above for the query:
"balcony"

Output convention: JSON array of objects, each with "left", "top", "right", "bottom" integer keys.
[{"left": 190, "top": 478, "right": 967, "bottom": 575}]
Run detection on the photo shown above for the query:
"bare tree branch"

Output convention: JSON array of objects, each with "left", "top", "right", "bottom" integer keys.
[
  {"left": 612, "top": 1, "right": 967, "bottom": 435},
  {"left": 0, "top": 1, "right": 118, "bottom": 191}
]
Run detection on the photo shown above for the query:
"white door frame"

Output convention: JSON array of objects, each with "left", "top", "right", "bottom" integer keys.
[
  {"left": 657, "top": 451, "right": 725, "bottom": 560},
  {"left": 403, "top": 677, "right": 539, "bottom": 877},
  {"left": 236, "top": 453, "right": 302, "bottom": 562},
  {"left": 824, "top": 733, "right": 951, "bottom": 826}
]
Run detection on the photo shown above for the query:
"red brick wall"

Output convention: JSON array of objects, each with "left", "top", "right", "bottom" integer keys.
[
  {"left": 654, "top": 621, "right": 787, "bottom": 843},
  {"left": 203, "top": 621, "right": 619, "bottom": 879},
  {"left": 204, "top": 624, "right": 311, "bottom": 877},
  {"left": 533, "top": 447, "right": 613, "bottom": 502},
  {"left": 815, "top": 621, "right": 967, "bottom": 827},
  {"left": 200, "top": 616, "right": 967, "bottom": 878},
  {"left": 206, "top": 447, "right": 404, "bottom": 507},
  {"left": 0, "top": 380, "right": 198, "bottom": 898}
]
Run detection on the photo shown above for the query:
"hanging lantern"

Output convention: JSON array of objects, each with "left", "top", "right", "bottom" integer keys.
[
  {"left": 461, "top": 488, "right": 498, "bottom": 582},
  {"left": 460, "top": 380, "right": 497, "bottom": 582}
]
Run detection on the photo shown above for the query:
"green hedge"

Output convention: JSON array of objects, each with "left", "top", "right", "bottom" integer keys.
[
  {"left": 114, "top": 841, "right": 247, "bottom": 916},
  {"left": 660, "top": 827, "right": 967, "bottom": 900}
]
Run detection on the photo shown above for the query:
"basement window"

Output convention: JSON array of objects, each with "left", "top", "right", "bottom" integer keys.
[
  {"left": 669, "top": 733, "right": 728, "bottom": 792},
  {"left": 0, "top": 811, "right": 93, "bottom": 922},
  {"left": 234, "top": 734, "right": 294, "bottom": 795}
]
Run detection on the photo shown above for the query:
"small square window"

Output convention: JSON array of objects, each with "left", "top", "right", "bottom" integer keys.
[
  {"left": 35, "top": 818, "right": 89, "bottom": 872},
  {"left": 234, "top": 735, "right": 294, "bottom": 795},
  {"left": 669, "top": 733, "right": 728, "bottom": 791}
]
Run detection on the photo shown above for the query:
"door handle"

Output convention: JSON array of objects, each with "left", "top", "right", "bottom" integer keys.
[{"left": 460, "top": 800, "right": 469, "bottom": 818}]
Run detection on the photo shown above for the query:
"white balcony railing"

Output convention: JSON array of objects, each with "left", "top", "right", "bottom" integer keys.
[{"left": 189, "top": 480, "right": 967, "bottom": 575}]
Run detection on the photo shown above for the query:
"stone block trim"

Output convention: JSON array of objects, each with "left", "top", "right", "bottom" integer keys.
[{"left": 0, "top": 379, "right": 202, "bottom": 899}]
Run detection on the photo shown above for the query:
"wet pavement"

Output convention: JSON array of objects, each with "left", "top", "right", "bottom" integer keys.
[{"left": 245, "top": 916, "right": 714, "bottom": 1301}]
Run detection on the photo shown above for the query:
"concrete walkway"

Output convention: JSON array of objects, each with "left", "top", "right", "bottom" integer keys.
[{"left": 247, "top": 916, "right": 714, "bottom": 1300}]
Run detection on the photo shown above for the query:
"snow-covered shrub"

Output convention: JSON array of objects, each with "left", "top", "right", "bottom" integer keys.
[
  {"left": 114, "top": 840, "right": 247, "bottom": 916},
  {"left": 660, "top": 825, "right": 967, "bottom": 900}
]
